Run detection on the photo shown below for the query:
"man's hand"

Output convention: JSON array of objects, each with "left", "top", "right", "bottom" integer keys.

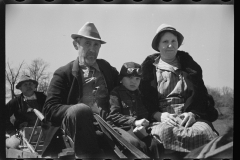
[
  {"left": 134, "top": 118, "right": 149, "bottom": 127},
  {"left": 133, "top": 126, "right": 148, "bottom": 139},
  {"left": 179, "top": 112, "right": 196, "bottom": 128},
  {"left": 91, "top": 102, "right": 100, "bottom": 114}
]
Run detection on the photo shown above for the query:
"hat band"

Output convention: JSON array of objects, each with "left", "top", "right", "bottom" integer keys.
[
  {"left": 160, "top": 27, "right": 176, "bottom": 32},
  {"left": 79, "top": 31, "right": 101, "bottom": 39}
]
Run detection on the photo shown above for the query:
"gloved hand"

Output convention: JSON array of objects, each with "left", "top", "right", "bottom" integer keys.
[
  {"left": 133, "top": 126, "right": 148, "bottom": 139},
  {"left": 19, "top": 122, "right": 28, "bottom": 129}
]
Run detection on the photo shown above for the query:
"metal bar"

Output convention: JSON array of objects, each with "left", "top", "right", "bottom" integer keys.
[
  {"left": 94, "top": 114, "right": 149, "bottom": 159},
  {"left": 34, "top": 129, "right": 42, "bottom": 151},
  {"left": 22, "top": 136, "right": 37, "bottom": 153},
  {"left": 28, "top": 118, "right": 40, "bottom": 143},
  {"left": 95, "top": 116, "right": 127, "bottom": 158}
]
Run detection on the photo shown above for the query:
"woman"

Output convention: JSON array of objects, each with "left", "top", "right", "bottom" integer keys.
[{"left": 140, "top": 24, "right": 219, "bottom": 156}]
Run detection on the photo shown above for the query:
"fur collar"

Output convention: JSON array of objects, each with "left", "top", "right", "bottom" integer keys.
[{"left": 141, "top": 50, "right": 202, "bottom": 81}]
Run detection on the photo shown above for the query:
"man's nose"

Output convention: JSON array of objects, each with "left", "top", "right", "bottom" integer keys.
[{"left": 89, "top": 44, "right": 96, "bottom": 52}]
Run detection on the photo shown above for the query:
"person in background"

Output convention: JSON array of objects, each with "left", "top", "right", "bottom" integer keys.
[
  {"left": 106, "top": 62, "right": 163, "bottom": 158},
  {"left": 140, "top": 23, "right": 219, "bottom": 159},
  {"left": 41, "top": 22, "right": 119, "bottom": 158},
  {"left": 6, "top": 75, "right": 46, "bottom": 149}
]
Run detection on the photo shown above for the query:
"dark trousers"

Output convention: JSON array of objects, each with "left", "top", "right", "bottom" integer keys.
[{"left": 61, "top": 103, "right": 101, "bottom": 158}]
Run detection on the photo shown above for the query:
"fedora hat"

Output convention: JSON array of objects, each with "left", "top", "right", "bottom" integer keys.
[
  {"left": 16, "top": 75, "right": 38, "bottom": 89},
  {"left": 152, "top": 24, "right": 184, "bottom": 52},
  {"left": 71, "top": 22, "right": 106, "bottom": 44}
]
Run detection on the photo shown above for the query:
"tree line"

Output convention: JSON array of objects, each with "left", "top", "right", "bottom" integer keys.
[{"left": 207, "top": 86, "right": 233, "bottom": 120}]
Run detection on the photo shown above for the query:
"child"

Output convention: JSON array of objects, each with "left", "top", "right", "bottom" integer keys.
[{"left": 106, "top": 62, "right": 162, "bottom": 158}]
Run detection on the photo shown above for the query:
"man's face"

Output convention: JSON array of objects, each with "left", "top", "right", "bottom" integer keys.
[
  {"left": 19, "top": 81, "right": 36, "bottom": 97},
  {"left": 75, "top": 37, "right": 101, "bottom": 66}
]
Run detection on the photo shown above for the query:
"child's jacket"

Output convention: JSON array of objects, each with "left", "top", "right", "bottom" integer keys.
[{"left": 107, "top": 85, "right": 149, "bottom": 131}]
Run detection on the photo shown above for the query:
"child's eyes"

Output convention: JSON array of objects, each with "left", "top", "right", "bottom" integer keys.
[{"left": 129, "top": 77, "right": 141, "bottom": 81}]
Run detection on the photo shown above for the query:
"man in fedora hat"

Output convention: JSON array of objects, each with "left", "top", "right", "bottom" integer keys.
[
  {"left": 41, "top": 22, "right": 119, "bottom": 158},
  {"left": 6, "top": 75, "right": 47, "bottom": 149}
]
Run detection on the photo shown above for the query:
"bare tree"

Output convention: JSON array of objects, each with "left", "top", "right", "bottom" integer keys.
[
  {"left": 37, "top": 72, "right": 52, "bottom": 94},
  {"left": 222, "top": 86, "right": 233, "bottom": 97},
  {"left": 25, "top": 58, "right": 51, "bottom": 93},
  {"left": 5, "top": 60, "right": 25, "bottom": 99}
]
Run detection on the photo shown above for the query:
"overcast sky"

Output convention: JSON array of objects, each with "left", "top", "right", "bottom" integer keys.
[{"left": 6, "top": 4, "right": 234, "bottom": 89}]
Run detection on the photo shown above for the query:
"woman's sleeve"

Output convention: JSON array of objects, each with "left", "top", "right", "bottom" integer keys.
[
  {"left": 184, "top": 58, "right": 218, "bottom": 122},
  {"left": 140, "top": 56, "right": 159, "bottom": 121}
]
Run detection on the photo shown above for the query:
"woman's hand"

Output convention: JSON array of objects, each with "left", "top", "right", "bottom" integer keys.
[
  {"left": 179, "top": 112, "right": 196, "bottom": 127},
  {"left": 135, "top": 118, "right": 149, "bottom": 127},
  {"left": 161, "top": 112, "right": 178, "bottom": 127}
]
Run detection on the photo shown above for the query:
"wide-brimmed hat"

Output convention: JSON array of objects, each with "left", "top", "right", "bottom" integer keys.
[
  {"left": 152, "top": 24, "right": 184, "bottom": 52},
  {"left": 16, "top": 75, "right": 38, "bottom": 89},
  {"left": 71, "top": 22, "right": 106, "bottom": 44},
  {"left": 119, "top": 62, "right": 142, "bottom": 81}
]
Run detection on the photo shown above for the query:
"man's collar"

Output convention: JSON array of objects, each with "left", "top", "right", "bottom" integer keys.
[
  {"left": 72, "top": 57, "right": 100, "bottom": 78},
  {"left": 72, "top": 57, "right": 80, "bottom": 77},
  {"left": 79, "top": 61, "right": 100, "bottom": 71}
]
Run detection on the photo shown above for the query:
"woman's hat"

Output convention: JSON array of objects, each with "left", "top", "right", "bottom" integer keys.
[
  {"left": 119, "top": 62, "right": 142, "bottom": 80},
  {"left": 16, "top": 75, "right": 38, "bottom": 89},
  {"left": 71, "top": 22, "right": 106, "bottom": 44},
  {"left": 152, "top": 24, "right": 184, "bottom": 52}
]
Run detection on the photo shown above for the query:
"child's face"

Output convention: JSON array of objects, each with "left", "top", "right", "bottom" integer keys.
[{"left": 122, "top": 76, "right": 141, "bottom": 91}]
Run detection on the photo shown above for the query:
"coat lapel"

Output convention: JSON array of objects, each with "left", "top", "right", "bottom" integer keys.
[{"left": 67, "top": 58, "right": 83, "bottom": 104}]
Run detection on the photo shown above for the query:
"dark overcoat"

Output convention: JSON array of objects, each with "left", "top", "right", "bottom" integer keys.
[
  {"left": 41, "top": 58, "right": 119, "bottom": 157},
  {"left": 6, "top": 91, "right": 47, "bottom": 134},
  {"left": 140, "top": 51, "right": 218, "bottom": 131}
]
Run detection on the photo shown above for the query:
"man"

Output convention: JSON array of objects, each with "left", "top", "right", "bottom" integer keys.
[
  {"left": 6, "top": 75, "right": 46, "bottom": 148},
  {"left": 41, "top": 22, "right": 119, "bottom": 158}
]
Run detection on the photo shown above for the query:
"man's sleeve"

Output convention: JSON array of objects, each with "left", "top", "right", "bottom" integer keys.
[{"left": 42, "top": 69, "right": 72, "bottom": 126}]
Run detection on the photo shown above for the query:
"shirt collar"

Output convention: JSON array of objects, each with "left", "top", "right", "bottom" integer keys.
[
  {"left": 23, "top": 93, "right": 36, "bottom": 100},
  {"left": 153, "top": 55, "right": 180, "bottom": 71},
  {"left": 79, "top": 61, "right": 100, "bottom": 71}
]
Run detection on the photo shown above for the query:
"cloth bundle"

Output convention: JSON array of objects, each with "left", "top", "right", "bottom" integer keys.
[{"left": 151, "top": 120, "right": 218, "bottom": 152}]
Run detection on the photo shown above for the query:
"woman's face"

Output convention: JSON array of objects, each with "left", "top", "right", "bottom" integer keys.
[{"left": 158, "top": 32, "right": 178, "bottom": 60}]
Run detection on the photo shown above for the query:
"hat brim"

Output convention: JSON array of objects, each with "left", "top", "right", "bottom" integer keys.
[
  {"left": 152, "top": 30, "right": 184, "bottom": 52},
  {"left": 16, "top": 80, "right": 38, "bottom": 89},
  {"left": 71, "top": 34, "right": 106, "bottom": 44}
]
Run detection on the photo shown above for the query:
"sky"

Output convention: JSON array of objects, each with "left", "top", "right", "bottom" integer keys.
[{"left": 6, "top": 4, "right": 234, "bottom": 90}]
